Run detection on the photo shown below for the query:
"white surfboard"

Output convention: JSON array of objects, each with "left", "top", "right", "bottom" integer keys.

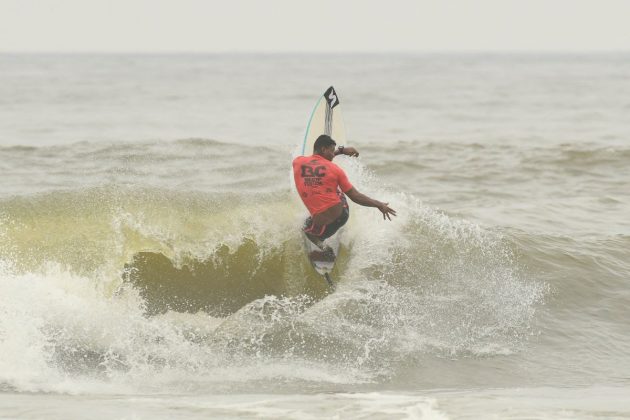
[{"left": 299, "top": 86, "right": 347, "bottom": 287}]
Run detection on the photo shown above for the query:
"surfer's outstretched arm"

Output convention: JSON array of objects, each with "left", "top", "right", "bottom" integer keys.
[{"left": 345, "top": 188, "right": 397, "bottom": 221}]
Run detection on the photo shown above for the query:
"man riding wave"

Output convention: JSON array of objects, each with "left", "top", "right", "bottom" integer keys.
[{"left": 292, "top": 134, "right": 396, "bottom": 249}]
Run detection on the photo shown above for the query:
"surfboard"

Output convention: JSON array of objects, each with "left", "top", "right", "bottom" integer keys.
[{"left": 299, "top": 86, "right": 347, "bottom": 287}]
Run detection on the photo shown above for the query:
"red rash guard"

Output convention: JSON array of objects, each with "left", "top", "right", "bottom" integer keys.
[{"left": 293, "top": 154, "right": 353, "bottom": 216}]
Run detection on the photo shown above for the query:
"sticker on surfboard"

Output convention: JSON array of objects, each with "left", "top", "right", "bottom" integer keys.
[{"left": 324, "top": 86, "right": 340, "bottom": 109}]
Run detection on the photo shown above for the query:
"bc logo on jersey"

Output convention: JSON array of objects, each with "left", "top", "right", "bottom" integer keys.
[{"left": 301, "top": 165, "right": 327, "bottom": 177}]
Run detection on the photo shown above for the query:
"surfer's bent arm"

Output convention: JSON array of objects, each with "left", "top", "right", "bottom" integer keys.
[
  {"left": 345, "top": 188, "right": 397, "bottom": 221},
  {"left": 334, "top": 146, "right": 359, "bottom": 157}
]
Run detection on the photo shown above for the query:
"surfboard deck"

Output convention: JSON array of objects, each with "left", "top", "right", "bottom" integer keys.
[{"left": 299, "top": 86, "right": 347, "bottom": 287}]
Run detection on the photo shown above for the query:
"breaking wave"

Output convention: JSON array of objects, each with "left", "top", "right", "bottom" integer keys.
[{"left": 0, "top": 162, "right": 546, "bottom": 393}]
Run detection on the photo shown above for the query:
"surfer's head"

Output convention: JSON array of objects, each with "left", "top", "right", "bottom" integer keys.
[{"left": 314, "top": 135, "right": 336, "bottom": 160}]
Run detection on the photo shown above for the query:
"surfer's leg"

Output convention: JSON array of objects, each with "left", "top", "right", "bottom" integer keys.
[
  {"left": 319, "top": 205, "right": 349, "bottom": 241},
  {"left": 303, "top": 217, "right": 327, "bottom": 249}
]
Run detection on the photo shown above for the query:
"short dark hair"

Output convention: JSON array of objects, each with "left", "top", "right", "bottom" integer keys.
[{"left": 313, "top": 134, "right": 336, "bottom": 153}]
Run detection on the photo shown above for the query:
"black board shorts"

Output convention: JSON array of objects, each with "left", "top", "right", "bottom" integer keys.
[{"left": 303, "top": 202, "right": 349, "bottom": 241}]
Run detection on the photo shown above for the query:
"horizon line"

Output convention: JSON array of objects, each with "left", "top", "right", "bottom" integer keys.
[{"left": 3, "top": 49, "right": 630, "bottom": 55}]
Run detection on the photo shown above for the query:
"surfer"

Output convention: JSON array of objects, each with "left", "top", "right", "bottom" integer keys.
[{"left": 293, "top": 134, "right": 396, "bottom": 249}]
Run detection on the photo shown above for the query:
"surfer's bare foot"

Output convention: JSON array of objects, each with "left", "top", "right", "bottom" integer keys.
[
  {"left": 309, "top": 248, "right": 335, "bottom": 262},
  {"left": 322, "top": 247, "right": 334, "bottom": 259}
]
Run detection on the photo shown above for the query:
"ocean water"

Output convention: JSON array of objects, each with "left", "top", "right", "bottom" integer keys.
[{"left": 1, "top": 53, "right": 629, "bottom": 419}]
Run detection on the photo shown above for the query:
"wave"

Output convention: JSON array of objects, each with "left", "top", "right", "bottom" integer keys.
[
  {"left": 0, "top": 177, "right": 551, "bottom": 393},
  {"left": 365, "top": 141, "right": 630, "bottom": 173}
]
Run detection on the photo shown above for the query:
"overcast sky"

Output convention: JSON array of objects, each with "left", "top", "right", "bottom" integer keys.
[{"left": 1, "top": 0, "right": 629, "bottom": 53}]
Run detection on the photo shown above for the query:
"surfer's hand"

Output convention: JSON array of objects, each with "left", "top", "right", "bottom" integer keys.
[
  {"left": 342, "top": 147, "right": 359, "bottom": 157},
  {"left": 377, "top": 202, "right": 397, "bottom": 221}
]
